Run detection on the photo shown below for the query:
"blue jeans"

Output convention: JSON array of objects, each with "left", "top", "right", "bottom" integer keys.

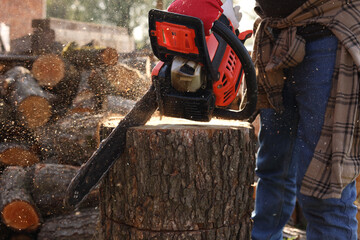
[{"left": 251, "top": 35, "right": 358, "bottom": 240}]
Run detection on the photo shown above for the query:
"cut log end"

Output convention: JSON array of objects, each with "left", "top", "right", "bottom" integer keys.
[
  {"left": 101, "top": 47, "right": 119, "bottom": 66},
  {"left": 104, "top": 63, "right": 143, "bottom": 93},
  {"left": 0, "top": 147, "right": 40, "bottom": 166},
  {"left": 18, "top": 96, "right": 52, "bottom": 129},
  {"left": 2, "top": 201, "right": 40, "bottom": 231},
  {"left": 31, "top": 54, "right": 65, "bottom": 87}
]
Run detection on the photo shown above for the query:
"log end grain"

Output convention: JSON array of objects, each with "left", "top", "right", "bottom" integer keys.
[
  {"left": 18, "top": 96, "right": 52, "bottom": 129},
  {"left": 0, "top": 145, "right": 39, "bottom": 166},
  {"left": 104, "top": 63, "right": 145, "bottom": 94},
  {"left": 31, "top": 54, "right": 65, "bottom": 87},
  {"left": 101, "top": 47, "right": 119, "bottom": 66},
  {"left": 2, "top": 200, "right": 40, "bottom": 231}
]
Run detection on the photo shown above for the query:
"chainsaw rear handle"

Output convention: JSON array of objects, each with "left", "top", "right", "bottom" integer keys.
[{"left": 211, "top": 20, "right": 258, "bottom": 121}]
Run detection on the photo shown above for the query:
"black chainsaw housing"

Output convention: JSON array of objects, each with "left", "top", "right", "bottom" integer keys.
[{"left": 154, "top": 63, "right": 215, "bottom": 122}]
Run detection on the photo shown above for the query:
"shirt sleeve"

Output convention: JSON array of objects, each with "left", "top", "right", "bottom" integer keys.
[{"left": 167, "top": 0, "right": 224, "bottom": 35}]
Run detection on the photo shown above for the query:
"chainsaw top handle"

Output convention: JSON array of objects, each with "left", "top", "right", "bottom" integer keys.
[{"left": 211, "top": 18, "right": 258, "bottom": 121}]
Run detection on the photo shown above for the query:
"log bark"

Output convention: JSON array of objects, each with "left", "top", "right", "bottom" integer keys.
[
  {"left": 0, "top": 98, "right": 13, "bottom": 131},
  {"left": 0, "top": 142, "right": 40, "bottom": 167},
  {"left": 100, "top": 122, "right": 256, "bottom": 239},
  {"left": 0, "top": 166, "right": 41, "bottom": 231},
  {"left": 34, "top": 113, "right": 105, "bottom": 166},
  {"left": 27, "top": 163, "right": 99, "bottom": 217},
  {"left": 0, "top": 54, "right": 38, "bottom": 74},
  {"left": 68, "top": 71, "right": 97, "bottom": 114},
  {"left": 48, "top": 64, "right": 82, "bottom": 119},
  {"left": 2, "top": 67, "right": 53, "bottom": 129},
  {"left": 63, "top": 46, "right": 119, "bottom": 69},
  {"left": 37, "top": 208, "right": 100, "bottom": 240}
]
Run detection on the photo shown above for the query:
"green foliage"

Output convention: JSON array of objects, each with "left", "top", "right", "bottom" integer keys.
[{"left": 46, "top": 0, "right": 174, "bottom": 34}]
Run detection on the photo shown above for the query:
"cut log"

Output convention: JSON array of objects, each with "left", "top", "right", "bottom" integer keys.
[
  {"left": 68, "top": 71, "right": 97, "bottom": 114},
  {"left": 28, "top": 163, "right": 99, "bottom": 217},
  {"left": 104, "top": 63, "right": 151, "bottom": 100},
  {"left": 31, "top": 54, "right": 65, "bottom": 88},
  {"left": 2, "top": 66, "right": 53, "bottom": 129},
  {"left": 0, "top": 166, "right": 41, "bottom": 231},
  {"left": 0, "top": 142, "right": 40, "bottom": 167},
  {"left": 100, "top": 121, "right": 256, "bottom": 239},
  {"left": 48, "top": 64, "right": 82, "bottom": 119},
  {"left": 34, "top": 113, "right": 105, "bottom": 166},
  {"left": 88, "top": 63, "right": 151, "bottom": 101},
  {"left": 63, "top": 46, "right": 119, "bottom": 68},
  {"left": 37, "top": 208, "right": 100, "bottom": 240}
]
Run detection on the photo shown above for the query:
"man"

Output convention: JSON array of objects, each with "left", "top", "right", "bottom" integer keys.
[{"left": 251, "top": 0, "right": 360, "bottom": 239}]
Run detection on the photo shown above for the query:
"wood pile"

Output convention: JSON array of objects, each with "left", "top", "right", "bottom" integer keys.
[{"left": 0, "top": 42, "right": 153, "bottom": 239}]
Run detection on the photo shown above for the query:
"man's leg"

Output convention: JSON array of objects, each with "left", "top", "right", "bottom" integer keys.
[
  {"left": 289, "top": 35, "right": 358, "bottom": 240},
  {"left": 251, "top": 82, "right": 299, "bottom": 240}
]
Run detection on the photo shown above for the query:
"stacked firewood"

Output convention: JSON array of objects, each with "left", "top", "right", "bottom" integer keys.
[{"left": 0, "top": 44, "right": 153, "bottom": 239}]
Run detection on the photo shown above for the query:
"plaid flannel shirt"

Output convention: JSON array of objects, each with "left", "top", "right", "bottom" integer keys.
[{"left": 252, "top": 0, "right": 360, "bottom": 199}]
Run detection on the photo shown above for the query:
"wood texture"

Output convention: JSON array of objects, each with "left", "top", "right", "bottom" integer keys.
[
  {"left": 0, "top": 166, "right": 41, "bottom": 231},
  {"left": 28, "top": 163, "right": 99, "bottom": 217},
  {"left": 34, "top": 113, "right": 105, "bottom": 166},
  {"left": 100, "top": 123, "right": 256, "bottom": 239},
  {"left": 2, "top": 66, "right": 53, "bottom": 129},
  {"left": 88, "top": 63, "right": 151, "bottom": 101},
  {"left": 0, "top": 142, "right": 40, "bottom": 167},
  {"left": 31, "top": 54, "right": 65, "bottom": 87},
  {"left": 63, "top": 47, "right": 119, "bottom": 68},
  {"left": 68, "top": 71, "right": 97, "bottom": 114},
  {"left": 37, "top": 208, "right": 100, "bottom": 240},
  {"left": 47, "top": 64, "right": 82, "bottom": 119}
]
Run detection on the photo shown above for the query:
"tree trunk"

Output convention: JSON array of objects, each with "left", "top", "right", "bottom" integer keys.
[
  {"left": 100, "top": 122, "right": 256, "bottom": 239},
  {"left": 27, "top": 163, "right": 99, "bottom": 217},
  {"left": 2, "top": 66, "right": 53, "bottom": 129},
  {"left": 0, "top": 166, "right": 41, "bottom": 231},
  {"left": 37, "top": 208, "right": 100, "bottom": 240}
]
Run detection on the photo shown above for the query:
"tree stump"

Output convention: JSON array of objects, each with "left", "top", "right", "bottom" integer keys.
[{"left": 99, "top": 121, "right": 256, "bottom": 239}]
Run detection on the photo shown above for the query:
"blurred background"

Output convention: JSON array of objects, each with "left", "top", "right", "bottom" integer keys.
[{"left": 46, "top": 0, "right": 257, "bottom": 49}]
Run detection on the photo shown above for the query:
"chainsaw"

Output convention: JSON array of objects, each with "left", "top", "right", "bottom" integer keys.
[{"left": 66, "top": 9, "right": 257, "bottom": 207}]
